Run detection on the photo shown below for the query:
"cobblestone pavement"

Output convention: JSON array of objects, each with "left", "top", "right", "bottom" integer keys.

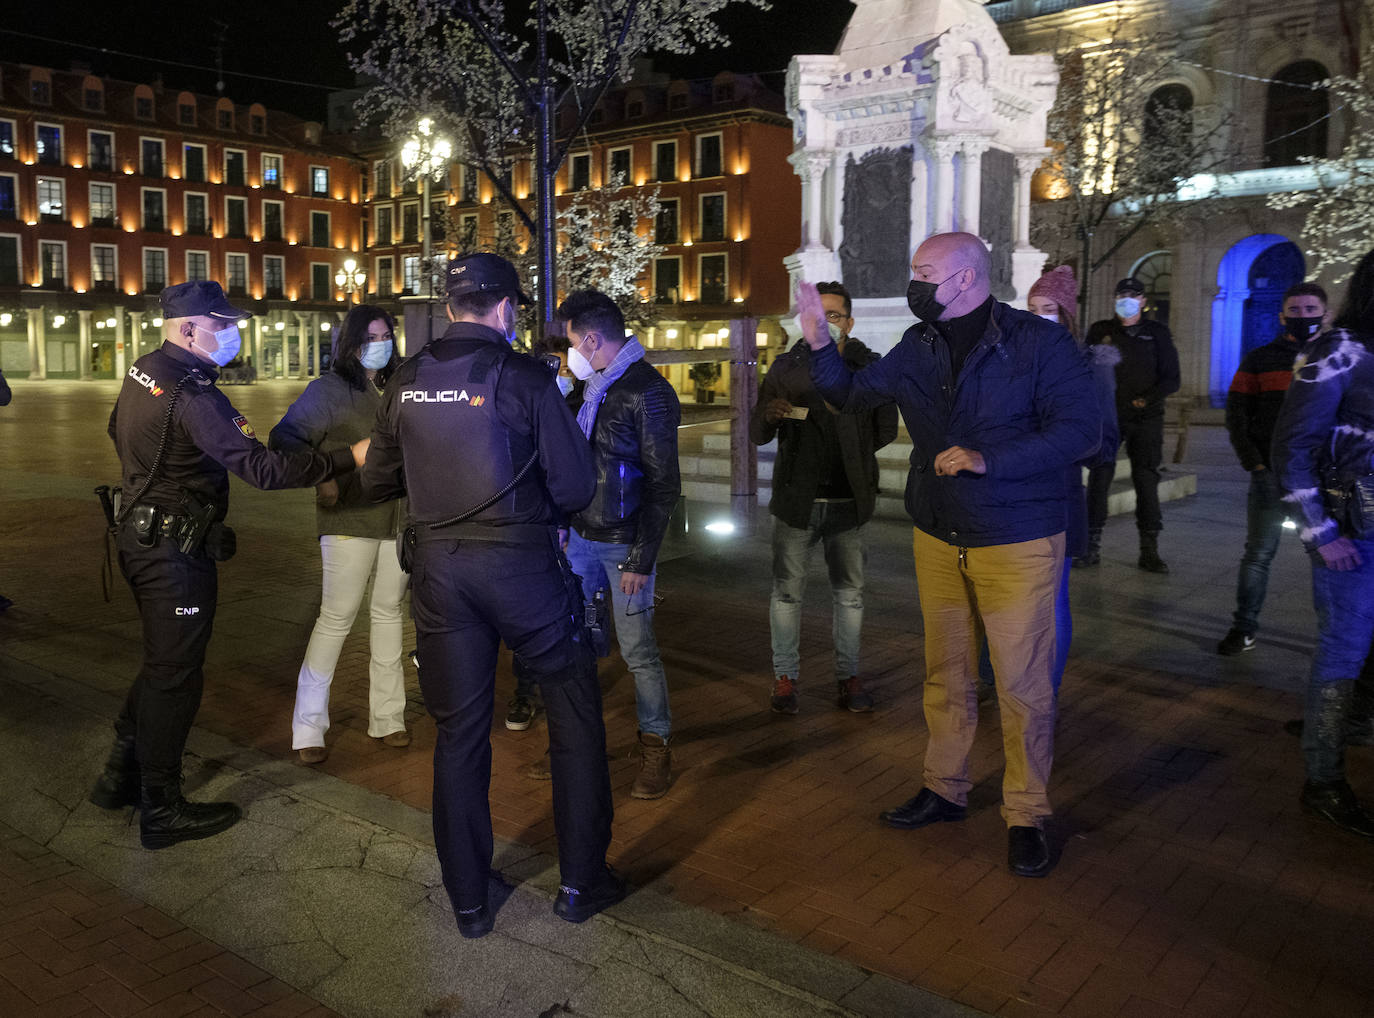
[{"left": 3, "top": 378, "right": 1373, "bottom": 1017}]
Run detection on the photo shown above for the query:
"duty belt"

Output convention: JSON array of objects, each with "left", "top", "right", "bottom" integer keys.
[
  {"left": 413, "top": 521, "right": 555, "bottom": 546},
  {"left": 122, "top": 506, "right": 188, "bottom": 536}
]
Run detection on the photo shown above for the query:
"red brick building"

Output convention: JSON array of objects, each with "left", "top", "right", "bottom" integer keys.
[
  {"left": 350, "top": 69, "right": 801, "bottom": 394},
  {"left": 0, "top": 62, "right": 364, "bottom": 379}
]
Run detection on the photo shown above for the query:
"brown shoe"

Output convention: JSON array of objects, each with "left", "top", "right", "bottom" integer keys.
[
  {"left": 522, "top": 748, "right": 552, "bottom": 781},
  {"left": 630, "top": 732, "right": 672, "bottom": 800},
  {"left": 298, "top": 746, "right": 328, "bottom": 765},
  {"left": 380, "top": 730, "right": 411, "bottom": 748}
]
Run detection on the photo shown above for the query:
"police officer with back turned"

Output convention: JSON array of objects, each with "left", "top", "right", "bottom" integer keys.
[
  {"left": 359, "top": 253, "right": 622, "bottom": 939},
  {"left": 91, "top": 281, "right": 369, "bottom": 850}
]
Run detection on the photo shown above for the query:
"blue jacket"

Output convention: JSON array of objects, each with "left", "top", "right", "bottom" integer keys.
[
  {"left": 811, "top": 302, "right": 1100, "bottom": 548},
  {"left": 1272, "top": 330, "right": 1374, "bottom": 549}
]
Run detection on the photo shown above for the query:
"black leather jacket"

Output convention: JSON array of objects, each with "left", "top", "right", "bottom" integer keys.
[
  {"left": 751, "top": 337, "right": 898, "bottom": 529},
  {"left": 571, "top": 360, "right": 681, "bottom": 573}
]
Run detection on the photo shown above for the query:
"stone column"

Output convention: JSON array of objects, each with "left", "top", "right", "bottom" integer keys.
[
  {"left": 127, "top": 312, "right": 143, "bottom": 365},
  {"left": 309, "top": 313, "right": 321, "bottom": 376},
  {"left": 804, "top": 152, "right": 830, "bottom": 250},
  {"left": 789, "top": 150, "right": 833, "bottom": 251},
  {"left": 929, "top": 137, "right": 959, "bottom": 235},
  {"left": 253, "top": 318, "right": 266, "bottom": 378},
  {"left": 295, "top": 313, "right": 310, "bottom": 380},
  {"left": 78, "top": 310, "right": 94, "bottom": 380},
  {"left": 1014, "top": 154, "right": 1042, "bottom": 249},
  {"left": 114, "top": 310, "right": 127, "bottom": 378},
  {"left": 958, "top": 137, "right": 990, "bottom": 237},
  {"left": 27, "top": 311, "right": 40, "bottom": 377},
  {"left": 34, "top": 308, "right": 48, "bottom": 379}
]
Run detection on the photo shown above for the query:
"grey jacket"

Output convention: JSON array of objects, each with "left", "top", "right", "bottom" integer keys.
[{"left": 270, "top": 372, "right": 403, "bottom": 539}]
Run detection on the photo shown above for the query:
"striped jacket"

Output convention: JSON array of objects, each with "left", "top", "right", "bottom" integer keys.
[{"left": 1224, "top": 334, "right": 1305, "bottom": 471}]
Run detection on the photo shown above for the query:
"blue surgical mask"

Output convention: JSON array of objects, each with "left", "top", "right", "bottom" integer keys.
[
  {"left": 1115, "top": 297, "right": 1142, "bottom": 319},
  {"left": 198, "top": 324, "right": 241, "bottom": 367},
  {"left": 556, "top": 375, "right": 575, "bottom": 398},
  {"left": 360, "top": 340, "right": 393, "bottom": 370},
  {"left": 1038, "top": 313, "right": 1059, "bottom": 323}
]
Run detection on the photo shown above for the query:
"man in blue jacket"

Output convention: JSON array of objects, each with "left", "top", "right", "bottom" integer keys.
[
  {"left": 802, "top": 232, "right": 1099, "bottom": 877},
  {"left": 1271, "top": 300, "right": 1374, "bottom": 838}
]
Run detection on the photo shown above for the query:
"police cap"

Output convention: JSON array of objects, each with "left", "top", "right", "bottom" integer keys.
[
  {"left": 1114, "top": 277, "right": 1146, "bottom": 296},
  {"left": 446, "top": 252, "right": 533, "bottom": 305},
  {"left": 160, "top": 280, "right": 253, "bottom": 320}
]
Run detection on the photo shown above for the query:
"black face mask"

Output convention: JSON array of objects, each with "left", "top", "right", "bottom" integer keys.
[
  {"left": 907, "top": 271, "right": 961, "bottom": 323},
  {"left": 1283, "top": 316, "right": 1323, "bottom": 342}
]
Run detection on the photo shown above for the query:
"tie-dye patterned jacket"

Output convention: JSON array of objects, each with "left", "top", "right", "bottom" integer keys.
[{"left": 1271, "top": 330, "right": 1374, "bottom": 549}]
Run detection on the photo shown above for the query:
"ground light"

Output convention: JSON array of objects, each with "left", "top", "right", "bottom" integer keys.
[
  {"left": 1282, "top": 519, "right": 1298, "bottom": 530},
  {"left": 703, "top": 520, "right": 736, "bottom": 536}
]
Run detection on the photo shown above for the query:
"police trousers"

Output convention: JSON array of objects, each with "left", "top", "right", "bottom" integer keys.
[
  {"left": 114, "top": 525, "right": 218, "bottom": 787},
  {"left": 409, "top": 533, "right": 614, "bottom": 913}
]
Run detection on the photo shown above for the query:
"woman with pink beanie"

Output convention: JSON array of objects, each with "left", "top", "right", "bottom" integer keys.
[{"left": 982, "top": 265, "right": 1120, "bottom": 694}]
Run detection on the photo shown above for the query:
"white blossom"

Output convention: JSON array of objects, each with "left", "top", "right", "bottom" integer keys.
[{"left": 1267, "top": 45, "right": 1374, "bottom": 284}]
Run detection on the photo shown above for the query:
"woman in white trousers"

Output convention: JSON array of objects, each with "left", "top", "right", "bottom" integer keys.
[{"left": 269, "top": 306, "right": 409, "bottom": 763}]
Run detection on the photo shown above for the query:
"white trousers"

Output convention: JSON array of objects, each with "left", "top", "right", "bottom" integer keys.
[{"left": 292, "top": 535, "right": 409, "bottom": 748}]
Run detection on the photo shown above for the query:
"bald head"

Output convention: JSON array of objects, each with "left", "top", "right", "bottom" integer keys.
[{"left": 910, "top": 232, "right": 992, "bottom": 320}]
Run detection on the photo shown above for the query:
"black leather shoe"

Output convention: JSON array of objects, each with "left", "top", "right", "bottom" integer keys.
[
  {"left": 1301, "top": 781, "right": 1374, "bottom": 838},
  {"left": 89, "top": 734, "right": 140, "bottom": 810},
  {"left": 456, "top": 903, "right": 493, "bottom": 939},
  {"left": 139, "top": 784, "right": 242, "bottom": 851},
  {"left": 879, "top": 788, "right": 966, "bottom": 829},
  {"left": 1008, "top": 826, "right": 1053, "bottom": 877},
  {"left": 553, "top": 866, "right": 627, "bottom": 923}
]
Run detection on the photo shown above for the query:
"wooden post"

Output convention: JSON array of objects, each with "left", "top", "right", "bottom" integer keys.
[{"left": 729, "top": 317, "right": 758, "bottom": 501}]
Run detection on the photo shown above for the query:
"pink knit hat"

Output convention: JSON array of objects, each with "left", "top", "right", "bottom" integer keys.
[{"left": 1027, "top": 265, "right": 1078, "bottom": 316}]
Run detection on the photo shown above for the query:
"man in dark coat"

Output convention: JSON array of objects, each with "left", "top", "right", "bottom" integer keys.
[
  {"left": 1082, "top": 277, "right": 1181, "bottom": 572},
  {"left": 751, "top": 280, "right": 898, "bottom": 715},
  {"left": 804, "top": 232, "right": 1099, "bottom": 878}
]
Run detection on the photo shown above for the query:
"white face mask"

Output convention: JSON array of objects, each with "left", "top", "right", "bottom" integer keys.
[
  {"left": 1115, "top": 297, "right": 1142, "bottom": 319},
  {"left": 568, "top": 345, "right": 595, "bottom": 380},
  {"left": 196, "top": 324, "right": 241, "bottom": 367},
  {"left": 359, "top": 340, "right": 393, "bottom": 370},
  {"left": 1038, "top": 313, "right": 1059, "bottom": 323},
  {"left": 556, "top": 375, "right": 575, "bottom": 398}
]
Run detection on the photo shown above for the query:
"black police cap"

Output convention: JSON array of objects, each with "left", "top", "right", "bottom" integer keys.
[
  {"left": 160, "top": 280, "right": 253, "bottom": 320},
  {"left": 446, "top": 253, "right": 533, "bottom": 305}
]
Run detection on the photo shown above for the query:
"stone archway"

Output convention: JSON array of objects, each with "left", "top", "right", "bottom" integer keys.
[{"left": 1209, "top": 233, "right": 1304, "bottom": 406}]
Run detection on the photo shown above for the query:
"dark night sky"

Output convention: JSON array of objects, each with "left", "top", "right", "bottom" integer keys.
[{"left": 6, "top": 1, "right": 856, "bottom": 120}]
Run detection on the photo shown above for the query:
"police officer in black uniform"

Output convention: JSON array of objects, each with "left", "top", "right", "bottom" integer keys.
[
  {"left": 91, "top": 281, "right": 367, "bottom": 850},
  {"left": 359, "top": 253, "right": 622, "bottom": 939}
]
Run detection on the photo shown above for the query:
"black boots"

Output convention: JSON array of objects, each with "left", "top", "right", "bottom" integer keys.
[
  {"left": 1137, "top": 530, "right": 1169, "bottom": 573},
  {"left": 1073, "top": 528, "right": 1102, "bottom": 568},
  {"left": 1301, "top": 680, "right": 1374, "bottom": 838},
  {"left": 139, "top": 782, "right": 242, "bottom": 851},
  {"left": 89, "top": 734, "right": 140, "bottom": 810}
]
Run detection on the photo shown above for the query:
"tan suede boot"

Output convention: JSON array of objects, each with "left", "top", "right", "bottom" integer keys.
[{"left": 630, "top": 732, "right": 672, "bottom": 799}]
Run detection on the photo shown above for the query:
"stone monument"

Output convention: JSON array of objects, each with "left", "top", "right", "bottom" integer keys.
[{"left": 785, "top": 0, "right": 1058, "bottom": 351}]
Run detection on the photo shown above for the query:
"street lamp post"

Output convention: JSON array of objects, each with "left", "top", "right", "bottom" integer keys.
[
  {"left": 335, "top": 259, "right": 367, "bottom": 303},
  {"left": 401, "top": 117, "right": 453, "bottom": 345}
]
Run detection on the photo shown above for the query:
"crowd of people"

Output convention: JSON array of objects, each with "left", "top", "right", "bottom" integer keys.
[{"left": 80, "top": 231, "right": 1374, "bottom": 939}]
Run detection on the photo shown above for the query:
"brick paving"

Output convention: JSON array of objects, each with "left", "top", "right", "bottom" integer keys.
[
  {"left": 0, "top": 821, "right": 339, "bottom": 1018},
  {"left": 4, "top": 379, "right": 1374, "bottom": 1017}
]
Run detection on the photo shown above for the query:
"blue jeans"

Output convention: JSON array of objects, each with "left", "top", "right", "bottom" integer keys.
[
  {"left": 565, "top": 528, "right": 672, "bottom": 740},
  {"left": 769, "top": 501, "right": 865, "bottom": 683},
  {"left": 979, "top": 557, "right": 1072, "bottom": 693},
  {"left": 1232, "top": 469, "right": 1287, "bottom": 635},
  {"left": 1310, "top": 537, "right": 1374, "bottom": 685}
]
